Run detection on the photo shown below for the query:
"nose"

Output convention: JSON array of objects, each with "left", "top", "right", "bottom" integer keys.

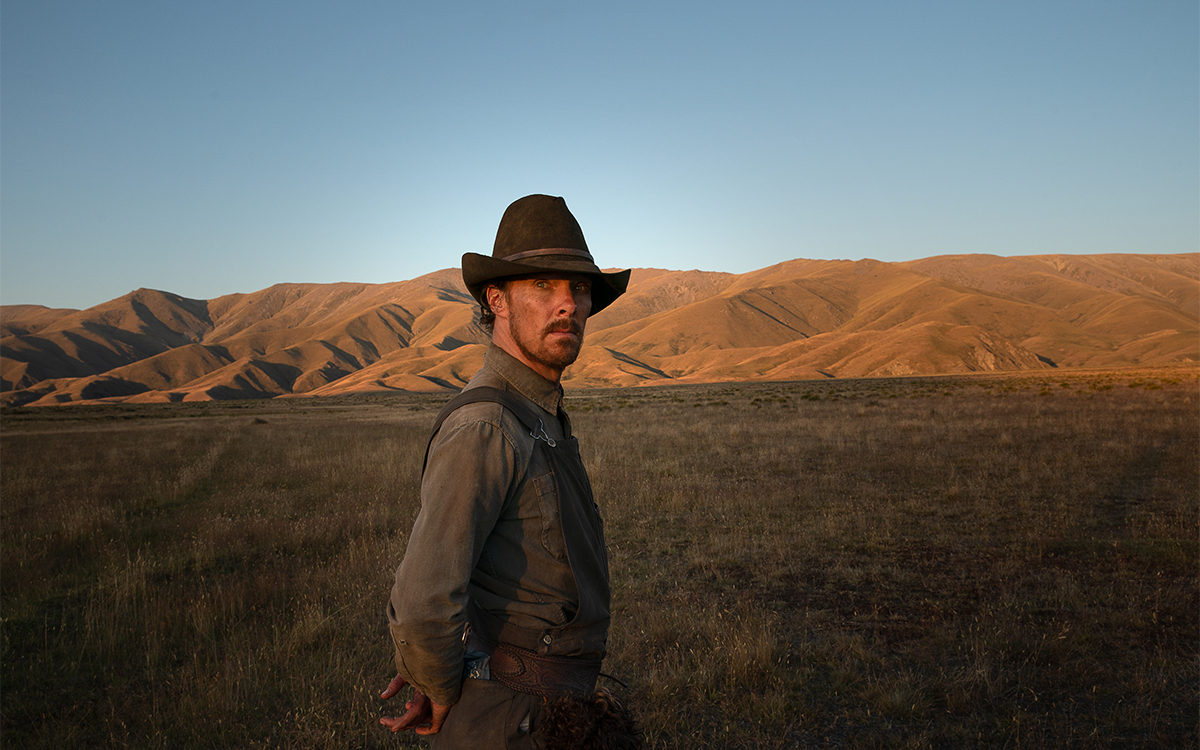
[{"left": 553, "top": 282, "right": 577, "bottom": 316}]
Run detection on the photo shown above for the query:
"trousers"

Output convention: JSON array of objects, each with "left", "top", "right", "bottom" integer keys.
[{"left": 428, "top": 676, "right": 543, "bottom": 750}]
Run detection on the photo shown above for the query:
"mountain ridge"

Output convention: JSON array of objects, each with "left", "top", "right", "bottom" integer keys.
[{"left": 2, "top": 253, "right": 1195, "bottom": 406}]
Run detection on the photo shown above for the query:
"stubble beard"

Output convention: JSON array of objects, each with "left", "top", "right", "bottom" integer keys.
[{"left": 510, "top": 306, "right": 585, "bottom": 373}]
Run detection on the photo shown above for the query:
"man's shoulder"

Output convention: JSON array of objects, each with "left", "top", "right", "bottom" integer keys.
[
  {"left": 434, "top": 388, "right": 538, "bottom": 444},
  {"left": 425, "top": 391, "right": 538, "bottom": 474},
  {"left": 438, "top": 397, "right": 507, "bottom": 432}
]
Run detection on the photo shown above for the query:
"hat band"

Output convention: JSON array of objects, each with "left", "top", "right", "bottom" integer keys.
[{"left": 503, "top": 247, "right": 595, "bottom": 263}]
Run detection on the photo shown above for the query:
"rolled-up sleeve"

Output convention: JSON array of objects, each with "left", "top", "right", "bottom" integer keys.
[{"left": 387, "top": 407, "right": 518, "bottom": 706}]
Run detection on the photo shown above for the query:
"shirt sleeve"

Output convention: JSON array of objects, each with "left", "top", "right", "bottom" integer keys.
[{"left": 387, "top": 406, "right": 521, "bottom": 706}]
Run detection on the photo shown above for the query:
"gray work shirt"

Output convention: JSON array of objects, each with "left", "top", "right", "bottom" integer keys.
[{"left": 388, "top": 344, "right": 609, "bottom": 706}]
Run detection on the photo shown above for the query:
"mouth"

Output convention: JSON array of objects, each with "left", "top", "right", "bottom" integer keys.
[{"left": 544, "top": 320, "right": 584, "bottom": 338}]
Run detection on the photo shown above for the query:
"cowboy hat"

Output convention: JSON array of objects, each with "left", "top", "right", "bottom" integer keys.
[{"left": 462, "top": 195, "right": 630, "bottom": 315}]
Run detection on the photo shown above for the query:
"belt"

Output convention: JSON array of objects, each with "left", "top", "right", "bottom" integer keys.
[{"left": 466, "top": 631, "right": 601, "bottom": 697}]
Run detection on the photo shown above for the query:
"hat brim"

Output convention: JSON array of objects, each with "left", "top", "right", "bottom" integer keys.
[{"left": 462, "top": 252, "right": 630, "bottom": 315}]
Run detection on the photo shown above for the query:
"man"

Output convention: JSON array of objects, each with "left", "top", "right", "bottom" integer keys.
[{"left": 380, "top": 195, "right": 632, "bottom": 748}]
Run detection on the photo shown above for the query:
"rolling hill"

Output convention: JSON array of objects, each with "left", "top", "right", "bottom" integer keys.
[{"left": 2, "top": 253, "right": 1195, "bottom": 406}]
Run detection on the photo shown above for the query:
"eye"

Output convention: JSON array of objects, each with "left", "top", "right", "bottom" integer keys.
[
  {"left": 574, "top": 281, "right": 592, "bottom": 293},
  {"left": 534, "top": 279, "right": 550, "bottom": 289}
]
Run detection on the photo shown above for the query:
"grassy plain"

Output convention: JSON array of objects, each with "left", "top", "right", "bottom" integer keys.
[{"left": 2, "top": 367, "right": 1196, "bottom": 748}]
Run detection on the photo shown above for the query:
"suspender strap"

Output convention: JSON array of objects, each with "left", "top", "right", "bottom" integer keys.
[{"left": 422, "top": 386, "right": 545, "bottom": 474}]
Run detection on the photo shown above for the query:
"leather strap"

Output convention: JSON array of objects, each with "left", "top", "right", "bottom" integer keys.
[
  {"left": 467, "top": 631, "right": 601, "bottom": 696},
  {"left": 504, "top": 247, "right": 594, "bottom": 263}
]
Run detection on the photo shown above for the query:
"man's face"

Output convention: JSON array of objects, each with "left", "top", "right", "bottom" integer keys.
[{"left": 490, "top": 274, "right": 593, "bottom": 381}]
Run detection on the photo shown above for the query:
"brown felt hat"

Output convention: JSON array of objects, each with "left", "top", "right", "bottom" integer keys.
[{"left": 462, "top": 194, "right": 631, "bottom": 316}]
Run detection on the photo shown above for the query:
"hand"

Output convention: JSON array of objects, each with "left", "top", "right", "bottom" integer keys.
[{"left": 379, "top": 673, "right": 451, "bottom": 736}]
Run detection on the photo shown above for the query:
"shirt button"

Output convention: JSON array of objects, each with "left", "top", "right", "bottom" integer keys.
[{"left": 542, "top": 634, "right": 552, "bottom": 645}]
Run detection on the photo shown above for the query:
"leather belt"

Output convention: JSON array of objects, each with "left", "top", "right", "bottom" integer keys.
[{"left": 466, "top": 631, "right": 601, "bottom": 697}]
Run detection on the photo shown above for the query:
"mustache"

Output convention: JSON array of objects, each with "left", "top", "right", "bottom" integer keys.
[{"left": 543, "top": 318, "right": 584, "bottom": 336}]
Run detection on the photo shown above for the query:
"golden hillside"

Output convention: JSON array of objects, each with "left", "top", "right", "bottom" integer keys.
[{"left": 2, "top": 253, "right": 1195, "bottom": 406}]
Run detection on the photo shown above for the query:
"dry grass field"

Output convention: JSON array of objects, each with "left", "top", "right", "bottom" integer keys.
[{"left": 2, "top": 367, "right": 1196, "bottom": 748}]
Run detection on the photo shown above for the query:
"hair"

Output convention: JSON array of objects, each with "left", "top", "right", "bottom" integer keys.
[
  {"left": 477, "top": 281, "right": 507, "bottom": 335},
  {"left": 538, "top": 688, "right": 643, "bottom": 750}
]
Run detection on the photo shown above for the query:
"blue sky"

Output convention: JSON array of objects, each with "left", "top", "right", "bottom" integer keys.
[{"left": 2, "top": 1, "right": 1197, "bottom": 310}]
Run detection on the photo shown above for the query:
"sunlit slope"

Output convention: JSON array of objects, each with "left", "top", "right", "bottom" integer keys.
[
  {"left": 579, "top": 260, "right": 1089, "bottom": 384},
  {"left": 0, "top": 305, "right": 79, "bottom": 337},
  {"left": 2, "top": 270, "right": 482, "bottom": 404},
  {"left": 903, "top": 253, "right": 1199, "bottom": 367},
  {"left": 2, "top": 253, "right": 1195, "bottom": 405}
]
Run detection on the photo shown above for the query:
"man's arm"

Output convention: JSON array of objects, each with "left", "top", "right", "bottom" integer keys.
[{"left": 387, "top": 407, "right": 522, "bottom": 706}]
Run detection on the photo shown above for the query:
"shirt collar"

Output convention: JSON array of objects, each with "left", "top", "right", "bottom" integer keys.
[{"left": 484, "top": 343, "right": 564, "bottom": 415}]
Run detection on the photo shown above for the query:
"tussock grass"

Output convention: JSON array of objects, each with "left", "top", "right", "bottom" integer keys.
[{"left": 2, "top": 370, "right": 1196, "bottom": 748}]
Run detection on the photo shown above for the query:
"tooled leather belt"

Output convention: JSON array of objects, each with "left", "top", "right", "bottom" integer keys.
[{"left": 466, "top": 631, "right": 601, "bottom": 696}]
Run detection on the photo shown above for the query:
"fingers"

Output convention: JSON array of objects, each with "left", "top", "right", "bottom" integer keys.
[
  {"left": 380, "top": 704, "right": 426, "bottom": 732},
  {"left": 381, "top": 716, "right": 413, "bottom": 733},
  {"left": 413, "top": 701, "right": 452, "bottom": 736},
  {"left": 378, "top": 681, "right": 451, "bottom": 735},
  {"left": 380, "top": 688, "right": 433, "bottom": 733},
  {"left": 380, "top": 673, "right": 408, "bottom": 700}
]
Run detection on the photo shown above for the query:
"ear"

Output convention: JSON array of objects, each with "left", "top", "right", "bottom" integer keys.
[{"left": 485, "top": 284, "right": 506, "bottom": 313}]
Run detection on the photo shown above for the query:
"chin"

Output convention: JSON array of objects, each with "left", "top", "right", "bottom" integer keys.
[{"left": 542, "top": 349, "right": 581, "bottom": 371}]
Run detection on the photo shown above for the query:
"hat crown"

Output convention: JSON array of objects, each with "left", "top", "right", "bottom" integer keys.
[{"left": 493, "top": 195, "right": 590, "bottom": 260}]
